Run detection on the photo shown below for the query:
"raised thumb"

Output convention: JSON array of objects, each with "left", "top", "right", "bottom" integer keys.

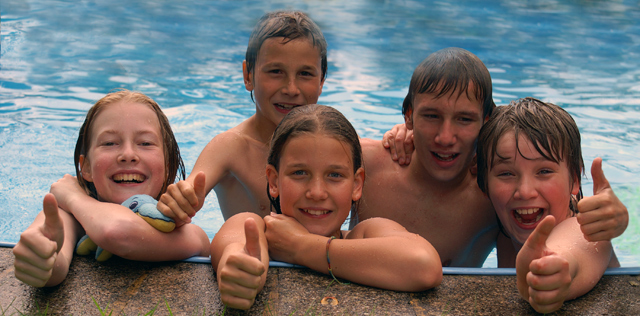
[
  {"left": 193, "top": 171, "right": 207, "bottom": 204},
  {"left": 42, "top": 193, "right": 64, "bottom": 252},
  {"left": 244, "top": 217, "right": 262, "bottom": 260},
  {"left": 590, "top": 157, "right": 611, "bottom": 195},
  {"left": 522, "top": 215, "right": 555, "bottom": 256}
]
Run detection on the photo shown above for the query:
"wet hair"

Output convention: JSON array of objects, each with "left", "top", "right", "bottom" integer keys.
[
  {"left": 245, "top": 10, "right": 327, "bottom": 92},
  {"left": 74, "top": 89, "right": 186, "bottom": 200},
  {"left": 266, "top": 104, "right": 362, "bottom": 214},
  {"left": 476, "top": 97, "right": 584, "bottom": 215},
  {"left": 402, "top": 47, "right": 494, "bottom": 119}
]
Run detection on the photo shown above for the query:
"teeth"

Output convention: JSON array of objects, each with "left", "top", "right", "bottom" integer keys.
[
  {"left": 304, "top": 209, "right": 329, "bottom": 216},
  {"left": 515, "top": 208, "right": 539, "bottom": 215},
  {"left": 276, "top": 103, "right": 297, "bottom": 110},
  {"left": 514, "top": 208, "right": 543, "bottom": 225},
  {"left": 113, "top": 174, "right": 145, "bottom": 183},
  {"left": 434, "top": 153, "right": 457, "bottom": 161}
]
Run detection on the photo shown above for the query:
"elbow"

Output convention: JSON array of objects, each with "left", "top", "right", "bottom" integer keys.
[
  {"left": 95, "top": 219, "right": 140, "bottom": 259},
  {"left": 401, "top": 249, "right": 443, "bottom": 291}
]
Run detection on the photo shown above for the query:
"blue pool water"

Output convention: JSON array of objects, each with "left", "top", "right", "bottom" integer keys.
[{"left": 1, "top": 0, "right": 639, "bottom": 268}]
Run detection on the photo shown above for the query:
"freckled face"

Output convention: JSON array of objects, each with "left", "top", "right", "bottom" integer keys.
[
  {"left": 244, "top": 37, "right": 324, "bottom": 127},
  {"left": 486, "top": 131, "right": 579, "bottom": 247},
  {"left": 266, "top": 134, "right": 364, "bottom": 237},
  {"left": 81, "top": 101, "right": 166, "bottom": 204}
]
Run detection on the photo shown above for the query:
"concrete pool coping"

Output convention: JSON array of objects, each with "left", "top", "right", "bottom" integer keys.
[{"left": 1, "top": 246, "right": 639, "bottom": 315}]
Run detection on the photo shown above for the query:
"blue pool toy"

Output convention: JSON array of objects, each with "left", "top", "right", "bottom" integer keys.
[{"left": 75, "top": 194, "right": 175, "bottom": 262}]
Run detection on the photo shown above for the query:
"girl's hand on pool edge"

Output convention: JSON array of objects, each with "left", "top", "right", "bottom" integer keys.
[
  {"left": 217, "top": 218, "right": 266, "bottom": 310},
  {"left": 264, "top": 214, "right": 310, "bottom": 263},
  {"left": 13, "top": 193, "right": 64, "bottom": 287}
]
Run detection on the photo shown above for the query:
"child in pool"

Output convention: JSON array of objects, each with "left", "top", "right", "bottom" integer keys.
[
  {"left": 476, "top": 97, "right": 620, "bottom": 313},
  {"left": 157, "top": 10, "right": 327, "bottom": 225},
  {"left": 13, "top": 90, "right": 210, "bottom": 287},
  {"left": 211, "top": 104, "right": 442, "bottom": 310}
]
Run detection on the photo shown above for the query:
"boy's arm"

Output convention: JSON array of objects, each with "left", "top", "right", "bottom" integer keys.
[
  {"left": 13, "top": 193, "right": 83, "bottom": 287},
  {"left": 158, "top": 132, "right": 241, "bottom": 225},
  {"left": 265, "top": 215, "right": 442, "bottom": 291},
  {"left": 211, "top": 213, "right": 269, "bottom": 310},
  {"left": 577, "top": 157, "right": 628, "bottom": 241},
  {"left": 516, "top": 216, "right": 612, "bottom": 314},
  {"left": 50, "top": 175, "right": 210, "bottom": 260}
]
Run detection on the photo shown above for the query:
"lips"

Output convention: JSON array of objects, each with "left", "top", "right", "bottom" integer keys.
[
  {"left": 112, "top": 173, "right": 146, "bottom": 184},
  {"left": 274, "top": 103, "right": 301, "bottom": 113},
  {"left": 513, "top": 208, "right": 543, "bottom": 227},
  {"left": 300, "top": 208, "right": 331, "bottom": 217},
  {"left": 433, "top": 152, "right": 459, "bottom": 162}
]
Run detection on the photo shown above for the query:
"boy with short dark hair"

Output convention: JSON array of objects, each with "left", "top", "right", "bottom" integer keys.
[
  {"left": 476, "top": 97, "right": 619, "bottom": 313},
  {"left": 157, "top": 10, "right": 327, "bottom": 225}
]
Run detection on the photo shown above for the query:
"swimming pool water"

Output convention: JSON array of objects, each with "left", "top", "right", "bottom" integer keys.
[{"left": 1, "top": 0, "right": 639, "bottom": 268}]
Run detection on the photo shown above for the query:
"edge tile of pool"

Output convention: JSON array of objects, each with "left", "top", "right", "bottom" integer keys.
[{"left": 1, "top": 247, "right": 639, "bottom": 315}]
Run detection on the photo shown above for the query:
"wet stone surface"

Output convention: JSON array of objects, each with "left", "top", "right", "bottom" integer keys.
[{"left": 1, "top": 248, "right": 639, "bottom": 315}]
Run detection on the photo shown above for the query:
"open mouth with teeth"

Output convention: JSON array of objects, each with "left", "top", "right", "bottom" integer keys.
[
  {"left": 300, "top": 208, "right": 332, "bottom": 217},
  {"left": 113, "top": 174, "right": 146, "bottom": 184},
  {"left": 275, "top": 103, "right": 300, "bottom": 112},
  {"left": 513, "top": 208, "right": 544, "bottom": 228},
  {"left": 433, "top": 152, "right": 459, "bottom": 162}
]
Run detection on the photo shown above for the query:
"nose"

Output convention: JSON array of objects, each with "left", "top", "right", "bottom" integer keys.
[
  {"left": 118, "top": 142, "right": 139, "bottom": 163},
  {"left": 513, "top": 176, "right": 538, "bottom": 200},
  {"left": 306, "top": 176, "right": 328, "bottom": 201},
  {"left": 434, "top": 120, "right": 456, "bottom": 146},
  {"left": 281, "top": 76, "right": 301, "bottom": 96}
]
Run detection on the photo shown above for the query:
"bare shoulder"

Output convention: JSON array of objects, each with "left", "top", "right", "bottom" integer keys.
[
  {"left": 198, "top": 122, "right": 258, "bottom": 162},
  {"left": 347, "top": 217, "right": 410, "bottom": 239},
  {"left": 360, "top": 138, "right": 397, "bottom": 170}
]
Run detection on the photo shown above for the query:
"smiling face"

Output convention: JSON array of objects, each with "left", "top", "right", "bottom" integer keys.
[
  {"left": 266, "top": 134, "right": 364, "bottom": 238},
  {"left": 406, "top": 84, "right": 485, "bottom": 184},
  {"left": 244, "top": 37, "right": 324, "bottom": 127},
  {"left": 80, "top": 101, "right": 166, "bottom": 204},
  {"left": 487, "top": 131, "right": 579, "bottom": 248}
]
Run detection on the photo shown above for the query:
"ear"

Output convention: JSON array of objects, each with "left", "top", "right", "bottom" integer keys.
[
  {"left": 242, "top": 60, "right": 254, "bottom": 92},
  {"left": 404, "top": 108, "right": 414, "bottom": 130},
  {"left": 484, "top": 114, "right": 490, "bottom": 124},
  {"left": 570, "top": 173, "right": 580, "bottom": 196},
  {"left": 351, "top": 167, "right": 365, "bottom": 202},
  {"left": 266, "top": 164, "right": 279, "bottom": 198},
  {"left": 79, "top": 155, "right": 93, "bottom": 182}
]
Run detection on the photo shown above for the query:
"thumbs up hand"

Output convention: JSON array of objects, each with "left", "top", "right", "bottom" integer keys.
[
  {"left": 577, "top": 158, "right": 628, "bottom": 241},
  {"left": 217, "top": 217, "right": 267, "bottom": 310},
  {"left": 158, "top": 171, "right": 208, "bottom": 227},
  {"left": 516, "top": 216, "right": 571, "bottom": 313},
  {"left": 13, "top": 193, "right": 65, "bottom": 287}
]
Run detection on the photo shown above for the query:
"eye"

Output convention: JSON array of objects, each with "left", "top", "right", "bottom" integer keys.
[
  {"left": 328, "top": 172, "right": 343, "bottom": 178},
  {"left": 538, "top": 168, "right": 554, "bottom": 175},
  {"left": 292, "top": 170, "right": 306, "bottom": 176},
  {"left": 495, "top": 170, "right": 514, "bottom": 177}
]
